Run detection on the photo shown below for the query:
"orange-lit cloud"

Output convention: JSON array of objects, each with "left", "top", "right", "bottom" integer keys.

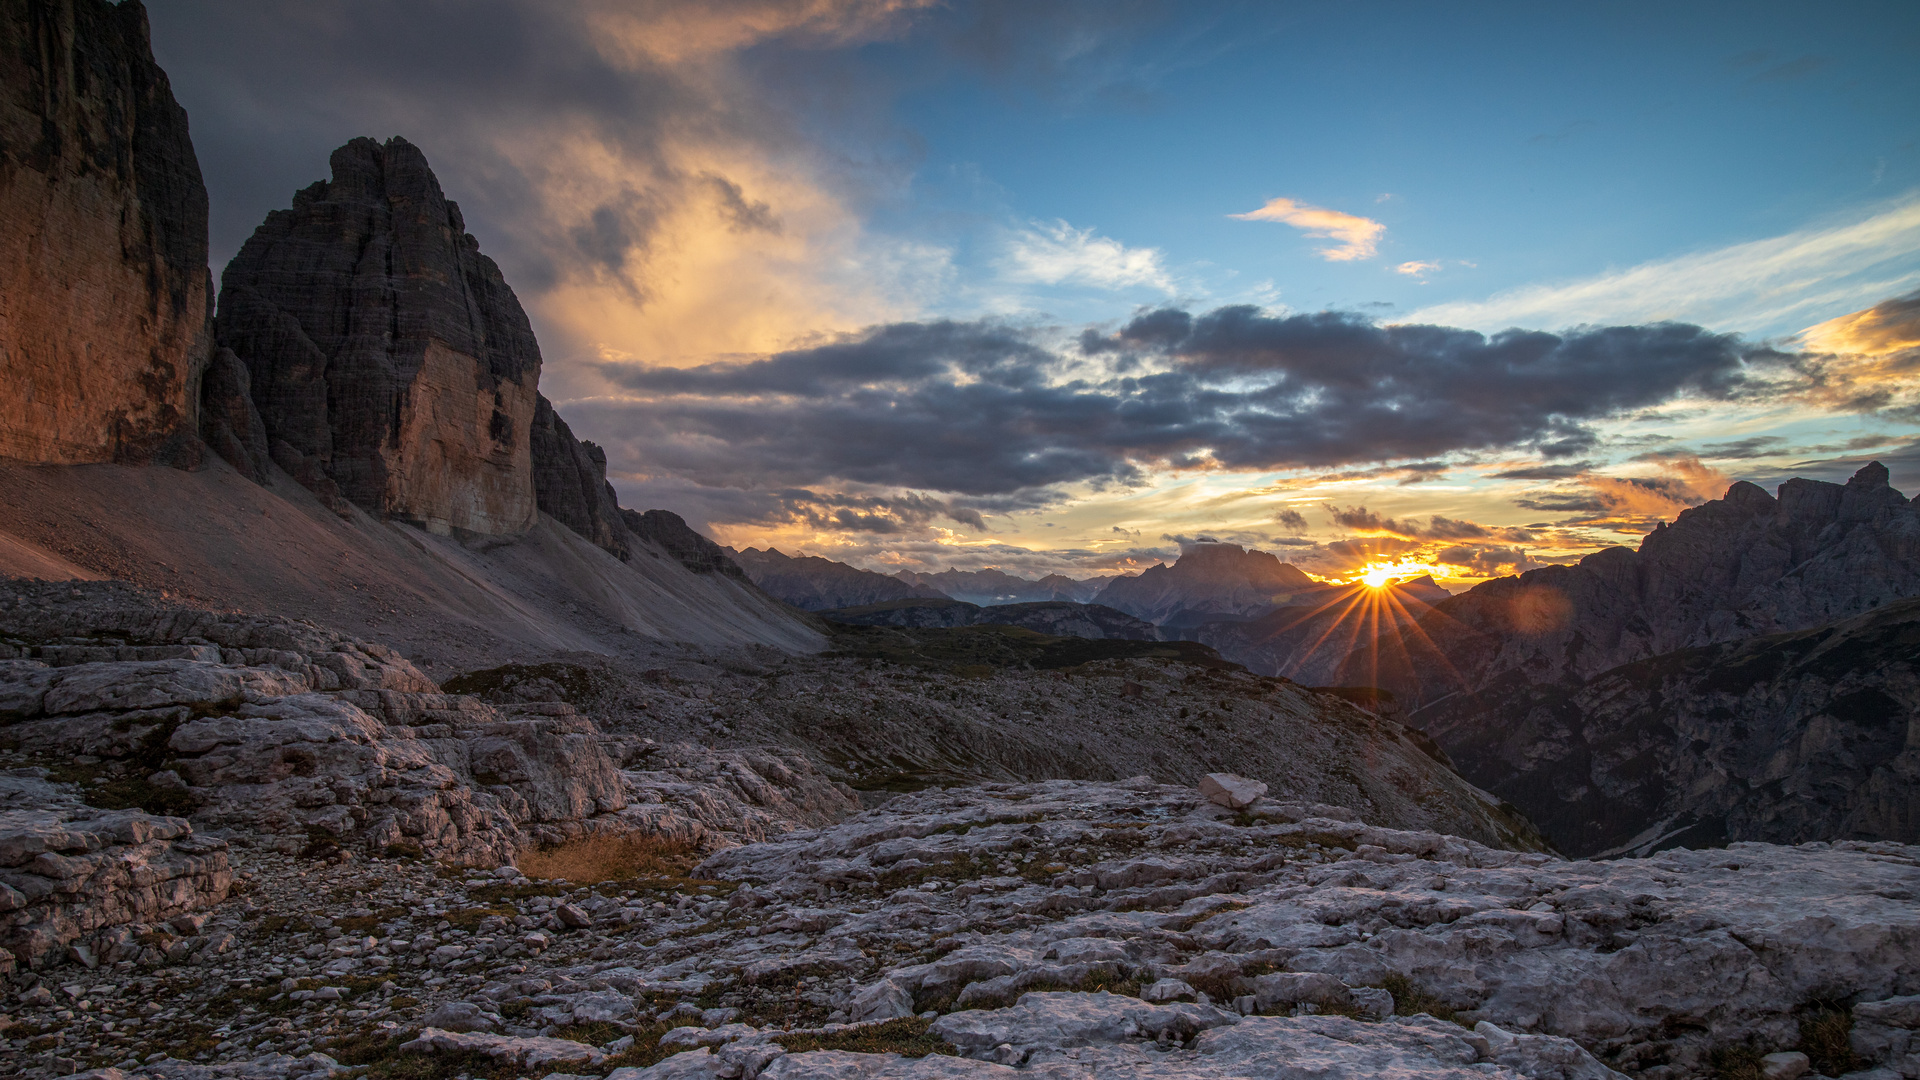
[
  {"left": 1791, "top": 291, "right": 1920, "bottom": 415},
  {"left": 1511, "top": 456, "right": 1731, "bottom": 532},
  {"left": 450, "top": 1, "right": 954, "bottom": 386},
  {"left": 582, "top": 0, "right": 933, "bottom": 64},
  {"left": 1394, "top": 260, "right": 1441, "bottom": 278},
  {"left": 1230, "top": 197, "right": 1385, "bottom": 261},
  {"left": 1802, "top": 291, "right": 1920, "bottom": 356}
]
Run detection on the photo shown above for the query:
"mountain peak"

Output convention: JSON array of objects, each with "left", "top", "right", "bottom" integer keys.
[{"left": 1850, "top": 460, "right": 1891, "bottom": 488}]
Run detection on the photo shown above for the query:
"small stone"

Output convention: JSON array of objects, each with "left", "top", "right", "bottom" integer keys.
[
  {"left": 423, "top": 1001, "right": 497, "bottom": 1033},
  {"left": 555, "top": 904, "right": 591, "bottom": 929},
  {"left": 1761, "top": 1051, "right": 1811, "bottom": 1080},
  {"left": 849, "top": 980, "right": 914, "bottom": 1022},
  {"left": 1142, "top": 979, "right": 1199, "bottom": 1004}
]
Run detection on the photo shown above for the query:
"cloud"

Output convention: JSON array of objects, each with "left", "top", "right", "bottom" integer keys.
[
  {"left": 1488, "top": 462, "right": 1592, "bottom": 480},
  {"left": 1230, "top": 197, "right": 1385, "bottom": 262},
  {"left": 1274, "top": 508, "right": 1309, "bottom": 532},
  {"left": 1785, "top": 289, "right": 1920, "bottom": 415},
  {"left": 1693, "top": 436, "right": 1787, "bottom": 460},
  {"left": 1801, "top": 289, "right": 1920, "bottom": 356},
  {"left": 1394, "top": 260, "right": 1442, "bottom": 278},
  {"left": 1323, "top": 505, "right": 1532, "bottom": 543},
  {"left": 1000, "top": 221, "right": 1174, "bottom": 292},
  {"left": 1510, "top": 456, "right": 1731, "bottom": 531},
  {"left": 1436, "top": 545, "right": 1539, "bottom": 576},
  {"left": 1406, "top": 195, "right": 1920, "bottom": 336},
  {"left": 150, "top": 0, "right": 953, "bottom": 386},
  {"left": 589, "top": 306, "right": 1762, "bottom": 510}
]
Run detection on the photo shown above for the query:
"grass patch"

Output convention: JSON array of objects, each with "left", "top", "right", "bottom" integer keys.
[
  {"left": 1379, "top": 974, "right": 1461, "bottom": 1025},
  {"left": 335, "top": 906, "right": 407, "bottom": 935},
  {"left": 43, "top": 718, "right": 196, "bottom": 815},
  {"left": 775, "top": 1016, "right": 957, "bottom": 1058},
  {"left": 555, "top": 1020, "right": 628, "bottom": 1046},
  {"left": 1182, "top": 971, "right": 1244, "bottom": 1003},
  {"left": 207, "top": 974, "right": 392, "bottom": 1020},
  {"left": 1711, "top": 1045, "right": 1766, "bottom": 1080},
  {"left": 1021, "top": 860, "right": 1069, "bottom": 884},
  {"left": 516, "top": 834, "right": 699, "bottom": 885},
  {"left": 598, "top": 1022, "right": 682, "bottom": 1072},
  {"left": 877, "top": 852, "right": 995, "bottom": 891},
  {"left": 1797, "top": 1005, "right": 1863, "bottom": 1078},
  {"left": 948, "top": 970, "right": 1143, "bottom": 1011},
  {"left": 441, "top": 661, "right": 617, "bottom": 705}
]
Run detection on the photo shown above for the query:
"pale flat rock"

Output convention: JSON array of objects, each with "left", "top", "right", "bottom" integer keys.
[
  {"left": 930, "top": 991, "right": 1238, "bottom": 1054},
  {"left": 400, "top": 1027, "right": 606, "bottom": 1069},
  {"left": 1198, "top": 773, "right": 1268, "bottom": 810}
]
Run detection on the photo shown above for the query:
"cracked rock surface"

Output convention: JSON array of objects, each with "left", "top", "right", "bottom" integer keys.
[{"left": 7, "top": 779, "right": 1916, "bottom": 1080}]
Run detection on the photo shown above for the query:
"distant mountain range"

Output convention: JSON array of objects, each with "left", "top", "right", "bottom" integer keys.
[
  {"left": 893, "top": 568, "right": 1101, "bottom": 605},
  {"left": 728, "top": 538, "right": 1460, "bottom": 680},
  {"left": 1340, "top": 462, "right": 1920, "bottom": 855},
  {"left": 727, "top": 547, "right": 949, "bottom": 611}
]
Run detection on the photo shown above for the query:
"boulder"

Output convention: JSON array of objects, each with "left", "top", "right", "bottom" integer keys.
[
  {"left": 1199, "top": 773, "right": 1268, "bottom": 810},
  {"left": 0, "top": 773, "right": 229, "bottom": 970}
]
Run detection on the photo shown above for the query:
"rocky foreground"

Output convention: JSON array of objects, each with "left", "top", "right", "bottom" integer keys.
[{"left": 0, "top": 776, "right": 1914, "bottom": 1080}]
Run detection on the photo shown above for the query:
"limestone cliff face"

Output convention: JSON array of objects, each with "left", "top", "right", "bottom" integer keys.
[
  {"left": 530, "top": 393, "right": 633, "bottom": 560},
  {"left": 0, "top": 0, "right": 209, "bottom": 464},
  {"left": 626, "top": 508, "right": 748, "bottom": 581},
  {"left": 216, "top": 137, "right": 540, "bottom": 536}
]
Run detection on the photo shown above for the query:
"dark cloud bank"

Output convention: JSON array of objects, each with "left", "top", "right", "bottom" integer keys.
[{"left": 585, "top": 305, "right": 1772, "bottom": 527}]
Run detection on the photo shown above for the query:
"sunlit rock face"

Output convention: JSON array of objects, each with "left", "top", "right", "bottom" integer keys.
[
  {"left": 216, "top": 136, "right": 540, "bottom": 536},
  {"left": 0, "top": 0, "right": 210, "bottom": 465}
]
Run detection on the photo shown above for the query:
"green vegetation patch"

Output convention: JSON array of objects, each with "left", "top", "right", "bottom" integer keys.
[
  {"left": 823, "top": 623, "right": 1240, "bottom": 674},
  {"left": 441, "top": 661, "right": 618, "bottom": 704},
  {"left": 774, "top": 1016, "right": 957, "bottom": 1058},
  {"left": 43, "top": 717, "right": 196, "bottom": 815},
  {"left": 1796, "top": 1004, "right": 1863, "bottom": 1077},
  {"left": 1378, "top": 974, "right": 1463, "bottom": 1025}
]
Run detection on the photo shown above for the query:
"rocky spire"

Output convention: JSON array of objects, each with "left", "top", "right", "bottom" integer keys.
[{"left": 216, "top": 136, "right": 542, "bottom": 537}]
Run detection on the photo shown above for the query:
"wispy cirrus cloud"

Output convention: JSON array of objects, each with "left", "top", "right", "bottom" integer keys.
[
  {"left": 1000, "top": 220, "right": 1174, "bottom": 292},
  {"left": 1408, "top": 195, "right": 1920, "bottom": 336},
  {"left": 1230, "top": 197, "right": 1385, "bottom": 262}
]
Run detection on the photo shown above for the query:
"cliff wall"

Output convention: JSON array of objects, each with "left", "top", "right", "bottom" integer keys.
[{"left": 0, "top": 0, "right": 209, "bottom": 464}]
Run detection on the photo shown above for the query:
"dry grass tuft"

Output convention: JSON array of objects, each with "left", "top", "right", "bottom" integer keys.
[{"left": 516, "top": 833, "right": 699, "bottom": 884}]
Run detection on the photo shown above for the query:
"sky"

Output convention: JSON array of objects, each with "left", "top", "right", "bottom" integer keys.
[{"left": 147, "top": 0, "right": 1920, "bottom": 587}]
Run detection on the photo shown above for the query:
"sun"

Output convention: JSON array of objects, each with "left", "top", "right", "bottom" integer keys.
[{"left": 1350, "top": 559, "right": 1447, "bottom": 588}]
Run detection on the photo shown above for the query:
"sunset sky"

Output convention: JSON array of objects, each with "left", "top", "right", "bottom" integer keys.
[{"left": 150, "top": 0, "right": 1920, "bottom": 587}]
